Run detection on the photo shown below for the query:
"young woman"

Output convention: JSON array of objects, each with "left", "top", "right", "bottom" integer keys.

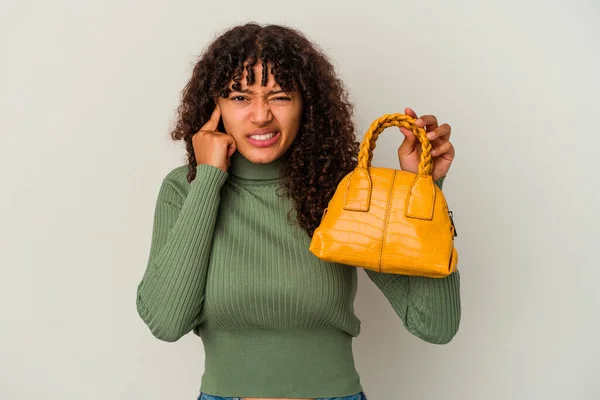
[{"left": 136, "top": 23, "right": 461, "bottom": 400}]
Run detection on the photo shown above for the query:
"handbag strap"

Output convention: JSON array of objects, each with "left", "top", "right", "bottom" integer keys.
[{"left": 357, "top": 114, "right": 434, "bottom": 176}]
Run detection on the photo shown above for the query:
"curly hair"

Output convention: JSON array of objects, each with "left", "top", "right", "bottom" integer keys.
[{"left": 170, "top": 23, "right": 360, "bottom": 238}]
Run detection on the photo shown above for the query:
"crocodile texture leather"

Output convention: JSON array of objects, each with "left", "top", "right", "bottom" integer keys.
[{"left": 309, "top": 113, "right": 458, "bottom": 278}]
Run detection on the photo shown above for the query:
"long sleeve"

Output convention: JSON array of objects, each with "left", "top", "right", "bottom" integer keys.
[
  {"left": 136, "top": 164, "right": 228, "bottom": 342},
  {"left": 365, "top": 270, "right": 461, "bottom": 344},
  {"left": 364, "top": 175, "right": 461, "bottom": 345}
]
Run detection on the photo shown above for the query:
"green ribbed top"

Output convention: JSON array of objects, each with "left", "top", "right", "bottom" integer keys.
[{"left": 136, "top": 151, "right": 461, "bottom": 398}]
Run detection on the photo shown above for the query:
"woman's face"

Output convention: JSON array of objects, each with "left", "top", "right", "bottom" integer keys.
[{"left": 217, "top": 62, "right": 303, "bottom": 164}]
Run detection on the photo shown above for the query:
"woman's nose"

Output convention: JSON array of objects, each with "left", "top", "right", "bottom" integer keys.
[{"left": 249, "top": 100, "right": 273, "bottom": 125}]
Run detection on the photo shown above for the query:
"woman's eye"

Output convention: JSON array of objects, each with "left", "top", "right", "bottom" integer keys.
[
  {"left": 231, "top": 96, "right": 247, "bottom": 101},
  {"left": 273, "top": 96, "right": 291, "bottom": 101}
]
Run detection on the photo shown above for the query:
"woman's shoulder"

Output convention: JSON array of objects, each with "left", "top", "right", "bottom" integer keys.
[
  {"left": 163, "top": 164, "right": 190, "bottom": 185},
  {"left": 157, "top": 165, "right": 191, "bottom": 199},
  {"left": 159, "top": 163, "right": 229, "bottom": 198}
]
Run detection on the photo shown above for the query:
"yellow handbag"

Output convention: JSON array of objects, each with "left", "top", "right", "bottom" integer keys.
[{"left": 309, "top": 113, "right": 458, "bottom": 278}]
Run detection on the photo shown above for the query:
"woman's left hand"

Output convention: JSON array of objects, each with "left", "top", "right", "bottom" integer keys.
[{"left": 398, "top": 107, "right": 455, "bottom": 182}]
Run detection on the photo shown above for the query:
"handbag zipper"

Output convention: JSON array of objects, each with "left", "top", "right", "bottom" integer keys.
[{"left": 449, "top": 210, "right": 458, "bottom": 238}]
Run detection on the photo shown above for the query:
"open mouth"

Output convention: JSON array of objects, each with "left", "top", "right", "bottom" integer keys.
[{"left": 247, "top": 131, "right": 281, "bottom": 147}]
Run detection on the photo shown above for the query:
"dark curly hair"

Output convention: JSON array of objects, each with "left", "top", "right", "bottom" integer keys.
[{"left": 171, "top": 23, "right": 360, "bottom": 238}]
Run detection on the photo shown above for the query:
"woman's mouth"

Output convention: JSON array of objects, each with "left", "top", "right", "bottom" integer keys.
[{"left": 247, "top": 131, "right": 281, "bottom": 147}]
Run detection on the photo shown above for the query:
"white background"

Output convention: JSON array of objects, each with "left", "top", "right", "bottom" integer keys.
[{"left": 1, "top": 0, "right": 599, "bottom": 399}]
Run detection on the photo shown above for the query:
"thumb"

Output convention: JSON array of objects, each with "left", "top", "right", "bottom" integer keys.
[
  {"left": 399, "top": 126, "right": 417, "bottom": 143},
  {"left": 398, "top": 127, "right": 417, "bottom": 158},
  {"left": 226, "top": 135, "right": 237, "bottom": 158},
  {"left": 226, "top": 137, "right": 237, "bottom": 167},
  {"left": 227, "top": 138, "right": 237, "bottom": 157}
]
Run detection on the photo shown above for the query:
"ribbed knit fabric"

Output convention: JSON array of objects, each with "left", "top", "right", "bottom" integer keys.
[{"left": 136, "top": 151, "right": 461, "bottom": 398}]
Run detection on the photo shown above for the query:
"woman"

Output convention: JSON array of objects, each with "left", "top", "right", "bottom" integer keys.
[{"left": 136, "top": 23, "right": 460, "bottom": 400}]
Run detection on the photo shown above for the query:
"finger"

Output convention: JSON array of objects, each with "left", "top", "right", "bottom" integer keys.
[
  {"left": 426, "top": 123, "right": 451, "bottom": 141},
  {"left": 399, "top": 126, "right": 417, "bottom": 142},
  {"left": 430, "top": 141, "right": 454, "bottom": 157},
  {"left": 226, "top": 136, "right": 237, "bottom": 167},
  {"left": 398, "top": 135, "right": 420, "bottom": 159},
  {"left": 227, "top": 137, "right": 237, "bottom": 158},
  {"left": 415, "top": 114, "right": 438, "bottom": 132},
  {"left": 404, "top": 107, "right": 418, "bottom": 119},
  {"left": 398, "top": 126, "right": 420, "bottom": 160},
  {"left": 201, "top": 105, "right": 221, "bottom": 132}
]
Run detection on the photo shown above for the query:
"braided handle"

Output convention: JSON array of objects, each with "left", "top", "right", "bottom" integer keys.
[{"left": 357, "top": 113, "right": 434, "bottom": 175}]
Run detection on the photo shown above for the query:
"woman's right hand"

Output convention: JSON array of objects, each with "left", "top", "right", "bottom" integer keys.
[{"left": 192, "top": 105, "right": 237, "bottom": 173}]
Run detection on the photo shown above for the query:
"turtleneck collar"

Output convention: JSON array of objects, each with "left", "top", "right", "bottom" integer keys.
[{"left": 228, "top": 151, "right": 288, "bottom": 183}]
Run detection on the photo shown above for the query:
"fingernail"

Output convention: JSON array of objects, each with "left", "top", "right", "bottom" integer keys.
[
  {"left": 431, "top": 149, "right": 437, "bottom": 156},
  {"left": 427, "top": 133, "right": 435, "bottom": 139}
]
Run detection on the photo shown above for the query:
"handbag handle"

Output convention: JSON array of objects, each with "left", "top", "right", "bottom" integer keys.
[
  {"left": 343, "top": 113, "right": 437, "bottom": 213},
  {"left": 357, "top": 113, "right": 434, "bottom": 176}
]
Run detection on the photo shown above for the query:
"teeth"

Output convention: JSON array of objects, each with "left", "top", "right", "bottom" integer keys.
[{"left": 249, "top": 132, "right": 276, "bottom": 141}]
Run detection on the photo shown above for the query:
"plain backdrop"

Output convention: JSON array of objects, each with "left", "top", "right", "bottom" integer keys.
[{"left": 1, "top": 0, "right": 599, "bottom": 399}]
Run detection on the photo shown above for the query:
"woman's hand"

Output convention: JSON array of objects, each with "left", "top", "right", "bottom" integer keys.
[
  {"left": 192, "top": 105, "right": 237, "bottom": 173},
  {"left": 398, "top": 107, "right": 455, "bottom": 181}
]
